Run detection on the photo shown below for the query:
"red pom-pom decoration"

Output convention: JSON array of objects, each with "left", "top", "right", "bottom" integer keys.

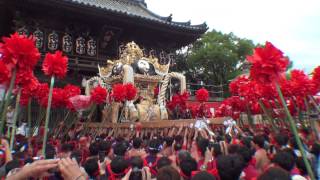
[
  {"left": 312, "top": 66, "right": 320, "bottom": 91},
  {"left": 111, "top": 84, "right": 126, "bottom": 102},
  {"left": 136, "top": 122, "right": 142, "bottom": 133},
  {"left": 195, "top": 88, "right": 209, "bottom": 102},
  {"left": 229, "top": 75, "right": 249, "bottom": 96},
  {"left": 313, "top": 66, "right": 320, "bottom": 83},
  {"left": 247, "top": 41, "right": 289, "bottom": 84},
  {"left": 0, "top": 32, "right": 40, "bottom": 70},
  {"left": 39, "top": 88, "right": 66, "bottom": 108},
  {"left": 51, "top": 88, "right": 66, "bottom": 108},
  {"left": 64, "top": 84, "right": 81, "bottom": 99},
  {"left": 124, "top": 83, "right": 137, "bottom": 101},
  {"left": 166, "top": 91, "right": 189, "bottom": 112},
  {"left": 290, "top": 69, "right": 317, "bottom": 97},
  {"left": 15, "top": 70, "right": 38, "bottom": 89},
  {"left": 42, "top": 51, "right": 68, "bottom": 79},
  {"left": 0, "top": 61, "right": 10, "bottom": 84},
  {"left": 63, "top": 84, "right": 81, "bottom": 110},
  {"left": 90, "top": 85, "right": 108, "bottom": 104},
  {"left": 35, "top": 83, "right": 49, "bottom": 102},
  {"left": 19, "top": 92, "right": 30, "bottom": 106}
]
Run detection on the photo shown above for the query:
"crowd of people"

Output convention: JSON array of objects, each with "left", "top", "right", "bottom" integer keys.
[{"left": 0, "top": 122, "right": 319, "bottom": 180}]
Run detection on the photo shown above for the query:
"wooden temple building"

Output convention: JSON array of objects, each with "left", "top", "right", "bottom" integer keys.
[{"left": 0, "top": 0, "right": 207, "bottom": 84}]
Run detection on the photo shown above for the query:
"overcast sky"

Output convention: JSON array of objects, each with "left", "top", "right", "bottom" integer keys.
[{"left": 147, "top": 0, "right": 320, "bottom": 72}]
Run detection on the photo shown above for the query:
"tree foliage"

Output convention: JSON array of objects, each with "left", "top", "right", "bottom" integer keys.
[{"left": 185, "top": 29, "right": 255, "bottom": 87}]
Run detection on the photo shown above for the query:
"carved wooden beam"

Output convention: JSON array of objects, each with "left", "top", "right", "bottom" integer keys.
[{"left": 86, "top": 117, "right": 228, "bottom": 129}]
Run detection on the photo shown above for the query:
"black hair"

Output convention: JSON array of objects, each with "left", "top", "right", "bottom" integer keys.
[
  {"left": 228, "top": 144, "right": 241, "bottom": 154},
  {"left": 71, "top": 150, "right": 82, "bottom": 165},
  {"left": 191, "top": 171, "right": 216, "bottom": 180},
  {"left": 311, "top": 142, "right": 320, "bottom": 157},
  {"left": 253, "top": 135, "right": 265, "bottom": 148},
  {"left": 164, "top": 137, "right": 174, "bottom": 147},
  {"left": 129, "top": 156, "right": 143, "bottom": 180},
  {"left": 113, "top": 141, "right": 129, "bottom": 157},
  {"left": 148, "top": 139, "right": 162, "bottom": 155},
  {"left": 115, "top": 136, "right": 125, "bottom": 143},
  {"left": 272, "top": 151, "right": 295, "bottom": 172},
  {"left": 61, "top": 143, "right": 73, "bottom": 153},
  {"left": 296, "top": 157, "right": 309, "bottom": 176},
  {"left": 111, "top": 156, "right": 129, "bottom": 174},
  {"left": 282, "top": 148, "right": 297, "bottom": 160},
  {"left": 100, "top": 133, "right": 107, "bottom": 140},
  {"left": 274, "top": 133, "right": 289, "bottom": 147},
  {"left": 99, "top": 140, "right": 112, "bottom": 154},
  {"left": 241, "top": 136, "right": 253, "bottom": 149},
  {"left": 157, "top": 166, "right": 180, "bottom": 180},
  {"left": 257, "top": 167, "right": 291, "bottom": 180},
  {"left": 83, "top": 158, "right": 99, "bottom": 178},
  {"left": 288, "top": 137, "right": 299, "bottom": 150},
  {"left": 179, "top": 158, "right": 198, "bottom": 177},
  {"left": 157, "top": 157, "right": 172, "bottom": 170},
  {"left": 5, "top": 159, "right": 20, "bottom": 174},
  {"left": 89, "top": 142, "right": 100, "bottom": 156},
  {"left": 132, "top": 138, "right": 143, "bottom": 149},
  {"left": 177, "top": 150, "right": 191, "bottom": 166},
  {"left": 216, "top": 135, "right": 223, "bottom": 142},
  {"left": 45, "top": 143, "right": 56, "bottom": 159},
  {"left": 130, "top": 156, "right": 143, "bottom": 168},
  {"left": 216, "top": 155, "right": 245, "bottom": 180},
  {"left": 212, "top": 143, "right": 222, "bottom": 157},
  {"left": 236, "top": 146, "right": 253, "bottom": 165},
  {"left": 224, "top": 134, "right": 232, "bottom": 144},
  {"left": 196, "top": 137, "right": 209, "bottom": 156},
  {"left": 262, "top": 132, "right": 269, "bottom": 142},
  {"left": 174, "top": 135, "right": 183, "bottom": 143}
]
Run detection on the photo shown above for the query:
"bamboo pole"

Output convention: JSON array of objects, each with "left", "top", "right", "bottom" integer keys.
[
  {"left": 258, "top": 100, "right": 277, "bottom": 132},
  {"left": 276, "top": 84, "right": 315, "bottom": 180},
  {"left": 9, "top": 89, "right": 21, "bottom": 150},
  {"left": 27, "top": 98, "right": 32, "bottom": 138},
  {"left": 42, "top": 76, "right": 55, "bottom": 156}
]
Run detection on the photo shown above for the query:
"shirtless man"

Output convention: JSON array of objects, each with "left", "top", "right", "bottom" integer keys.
[
  {"left": 128, "top": 137, "right": 146, "bottom": 159},
  {"left": 253, "top": 134, "right": 270, "bottom": 174}
]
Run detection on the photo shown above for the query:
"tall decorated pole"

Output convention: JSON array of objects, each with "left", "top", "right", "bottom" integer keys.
[
  {"left": 9, "top": 89, "right": 21, "bottom": 150},
  {"left": 27, "top": 97, "right": 32, "bottom": 138},
  {"left": 42, "top": 76, "right": 55, "bottom": 155},
  {"left": 276, "top": 84, "right": 315, "bottom": 180},
  {"left": 80, "top": 85, "right": 107, "bottom": 134},
  {"left": 0, "top": 33, "right": 40, "bottom": 136},
  {"left": 246, "top": 42, "right": 315, "bottom": 180},
  {"left": 195, "top": 87, "right": 209, "bottom": 118},
  {"left": 41, "top": 51, "right": 68, "bottom": 155}
]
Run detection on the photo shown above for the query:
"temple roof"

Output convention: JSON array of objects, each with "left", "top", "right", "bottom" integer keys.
[{"left": 63, "top": 0, "right": 208, "bottom": 32}]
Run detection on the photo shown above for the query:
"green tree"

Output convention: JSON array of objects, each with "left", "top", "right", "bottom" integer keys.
[{"left": 185, "top": 29, "right": 255, "bottom": 96}]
